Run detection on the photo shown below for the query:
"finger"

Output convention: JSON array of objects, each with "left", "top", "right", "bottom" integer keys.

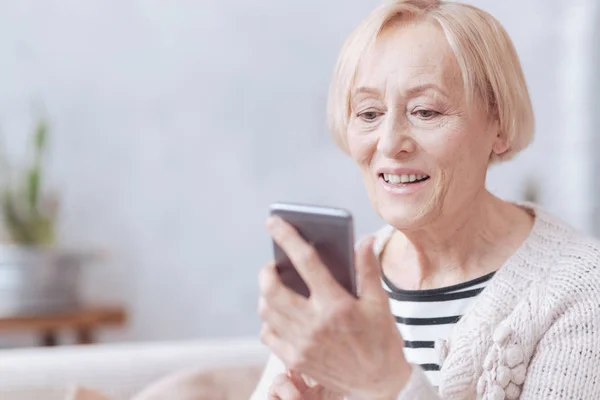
[
  {"left": 258, "top": 295, "right": 289, "bottom": 327},
  {"left": 287, "top": 369, "right": 309, "bottom": 392},
  {"left": 266, "top": 216, "right": 345, "bottom": 298},
  {"left": 260, "top": 325, "right": 300, "bottom": 370},
  {"left": 258, "top": 296, "right": 301, "bottom": 341},
  {"left": 354, "top": 235, "right": 385, "bottom": 300},
  {"left": 259, "top": 261, "right": 309, "bottom": 315},
  {"left": 268, "top": 390, "right": 281, "bottom": 400},
  {"left": 268, "top": 374, "right": 303, "bottom": 400},
  {"left": 260, "top": 324, "right": 289, "bottom": 357},
  {"left": 258, "top": 262, "right": 311, "bottom": 345}
]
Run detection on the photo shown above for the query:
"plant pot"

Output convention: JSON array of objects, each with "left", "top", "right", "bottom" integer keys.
[{"left": 0, "top": 245, "right": 86, "bottom": 317}]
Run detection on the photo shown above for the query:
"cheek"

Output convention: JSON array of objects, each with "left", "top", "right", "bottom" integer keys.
[
  {"left": 424, "top": 123, "right": 488, "bottom": 169},
  {"left": 419, "top": 131, "right": 465, "bottom": 171},
  {"left": 428, "top": 126, "right": 491, "bottom": 196},
  {"left": 346, "top": 129, "right": 378, "bottom": 166}
]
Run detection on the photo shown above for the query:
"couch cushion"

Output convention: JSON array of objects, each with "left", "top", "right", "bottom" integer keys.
[
  {"left": 0, "top": 338, "right": 268, "bottom": 400},
  {"left": 132, "top": 365, "right": 264, "bottom": 400}
]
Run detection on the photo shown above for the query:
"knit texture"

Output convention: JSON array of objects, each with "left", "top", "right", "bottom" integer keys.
[{"left": 393, "top": 204, "right": 600, "bottom": 399}]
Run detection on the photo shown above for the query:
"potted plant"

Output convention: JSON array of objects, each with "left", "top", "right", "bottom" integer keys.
[{"left": 0, "top": 119, "right": 84, "bottom": 316}]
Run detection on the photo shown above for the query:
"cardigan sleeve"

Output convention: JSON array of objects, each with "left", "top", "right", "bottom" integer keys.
[
  {"left": 397, "top": 296, "right": 600, "bottom": 399},
  {"left": 518, "top": 297, "right": 600, "bottom": 398}
]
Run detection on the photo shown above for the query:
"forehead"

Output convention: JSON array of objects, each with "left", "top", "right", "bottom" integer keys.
[{"left": 354, "top": 20, "right": 462, "bottom": 94}]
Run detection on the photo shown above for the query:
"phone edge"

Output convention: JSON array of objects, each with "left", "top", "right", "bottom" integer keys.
[{"left": 269, "top": 202, "right": 352, "bottom": 219}]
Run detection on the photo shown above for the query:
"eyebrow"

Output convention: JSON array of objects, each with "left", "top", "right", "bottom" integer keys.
[
  {"left": 352, "top": 86, "right": 381, "bottom": 98},
  {"left": 352, "top": 83, "right": 448, "bottom": 99},
  {"left": 405, "top": 83, "right": 448, "bottom": 98}
]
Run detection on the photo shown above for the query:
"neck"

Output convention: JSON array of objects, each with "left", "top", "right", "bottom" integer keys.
[{"left": 383, "top": 191, "right": 533, "bottom": 290}]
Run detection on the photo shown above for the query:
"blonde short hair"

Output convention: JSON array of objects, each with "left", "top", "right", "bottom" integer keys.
[{"left": 327, "top": 0, "right": 534, "bottom": 163}]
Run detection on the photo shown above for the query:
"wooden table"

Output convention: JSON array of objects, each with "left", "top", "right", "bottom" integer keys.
[{"left": 0, "top": 305, "right": 127, "bottom": 346}]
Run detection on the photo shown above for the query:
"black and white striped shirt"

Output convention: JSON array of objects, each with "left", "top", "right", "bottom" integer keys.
[{"left": 383, "top": 271, "right": 495, "bottom": 388}]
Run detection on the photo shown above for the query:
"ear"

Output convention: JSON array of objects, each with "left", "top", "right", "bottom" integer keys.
[
  {"left": 490, "top": 120, "right": 509, "bottom": 156},
  {"left": 492, "top": 133, "right": 509, "bottom": 155}
]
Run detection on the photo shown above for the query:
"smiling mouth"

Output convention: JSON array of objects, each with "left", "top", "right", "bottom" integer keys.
[{"left": 380, "top": 173, "right": 430, "bottom": 184}]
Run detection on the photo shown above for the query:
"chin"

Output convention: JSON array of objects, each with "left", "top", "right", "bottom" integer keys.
[
  {"left": 362, "top": 172, "right": 443, "bottom": 230},
  {"left": 376, "top": 201, "right": 436, "bottom": 231},
  {"left": 370, "top": 184, "right": 440, "bottom": 231}
]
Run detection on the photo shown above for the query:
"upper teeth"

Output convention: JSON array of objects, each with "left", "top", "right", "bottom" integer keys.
[{"left": 382, "top": 173, "right": 428, "bottom": 184}]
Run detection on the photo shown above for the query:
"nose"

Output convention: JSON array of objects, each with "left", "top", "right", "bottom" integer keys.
[{"left": 376, "top": 112, "right": 417, "bottom": 158}]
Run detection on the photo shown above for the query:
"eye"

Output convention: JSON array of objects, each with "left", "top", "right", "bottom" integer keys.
[
  {"left": 413, "top": 109, "right": 440, "bottom": 120},
  {"left": 357, "top": 111, "right": 382, "bottom": 122}
]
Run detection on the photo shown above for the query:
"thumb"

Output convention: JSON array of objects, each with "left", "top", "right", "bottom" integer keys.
[
  {"left": 355, "top": 235, "right": 384, "bottom": 298},
  {"left": 287, "top": 369, "right": 309, "bottom": 392}
]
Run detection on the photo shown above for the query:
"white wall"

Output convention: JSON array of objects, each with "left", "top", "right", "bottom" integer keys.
[
  {"left": 586, "top": 0, "right": 600, "bottom": 237},
  {"left": 554, "top": 0, "right": 600, "bottom": 235},
  {"left": 0, "top": 0, "right": 595, "bottom": 343},
  {"left": 594, "top": 3, "right": 600, "bottom": 238}
]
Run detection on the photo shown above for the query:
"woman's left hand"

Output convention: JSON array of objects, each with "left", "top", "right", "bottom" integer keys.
[{"left": 259, "top": 216, "right": 412, "bottom": 400}]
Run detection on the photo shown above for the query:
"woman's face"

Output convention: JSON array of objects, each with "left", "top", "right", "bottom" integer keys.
[{"left": 347, "top": 20, "right": 505, "bottom": 229}]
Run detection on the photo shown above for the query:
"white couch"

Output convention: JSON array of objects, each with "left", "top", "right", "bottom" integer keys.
[{"left": 0, "top": 337, "right": 269, "bottom": 400}]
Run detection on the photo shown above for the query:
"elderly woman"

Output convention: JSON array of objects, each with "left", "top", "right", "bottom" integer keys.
[{"left": 251, "top": 0, "right": 600, "bottom": 399}]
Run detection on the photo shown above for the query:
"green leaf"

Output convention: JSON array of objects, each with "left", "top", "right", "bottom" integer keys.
[
  {"left": 34, "top": 120, "right": 47, "bottom": 154},
  {"left": 27, "top": 167, "right": 40, "bottom": 210},
  {"left": 2, "top": 191, "right": 34, "bottom": 244},
  {"left": 0, "top": 118, "right": 56, "bottom": 246}
]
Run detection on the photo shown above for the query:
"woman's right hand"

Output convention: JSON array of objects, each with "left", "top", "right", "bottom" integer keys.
[{"left": 268, "top": 371, "right": 342, "bottom": 400}]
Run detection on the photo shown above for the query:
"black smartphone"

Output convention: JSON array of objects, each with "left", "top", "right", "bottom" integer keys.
[{"left": 269, "top": 202, "right": 356, "bottom": 298}]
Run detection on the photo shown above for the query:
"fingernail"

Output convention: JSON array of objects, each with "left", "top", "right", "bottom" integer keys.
[{"left": 266, "top": 216, "right": 279, "bottom": 232}]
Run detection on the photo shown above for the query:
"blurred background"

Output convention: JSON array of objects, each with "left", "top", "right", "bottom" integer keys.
[{"left": 0, "top": 0, "right": 597, "bottom": 350}]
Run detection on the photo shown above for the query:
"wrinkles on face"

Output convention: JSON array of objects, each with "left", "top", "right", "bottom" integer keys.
[{"left": 345, "top": 19, "right": 496, "bottom": 230}]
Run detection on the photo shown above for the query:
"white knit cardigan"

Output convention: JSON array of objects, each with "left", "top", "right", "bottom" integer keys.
[
  {"left": 250, "top": 204, "right": 600, "bottom": 399},
  {"left": 395, "top": 205, "right": 600, "bottom": 399}
]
